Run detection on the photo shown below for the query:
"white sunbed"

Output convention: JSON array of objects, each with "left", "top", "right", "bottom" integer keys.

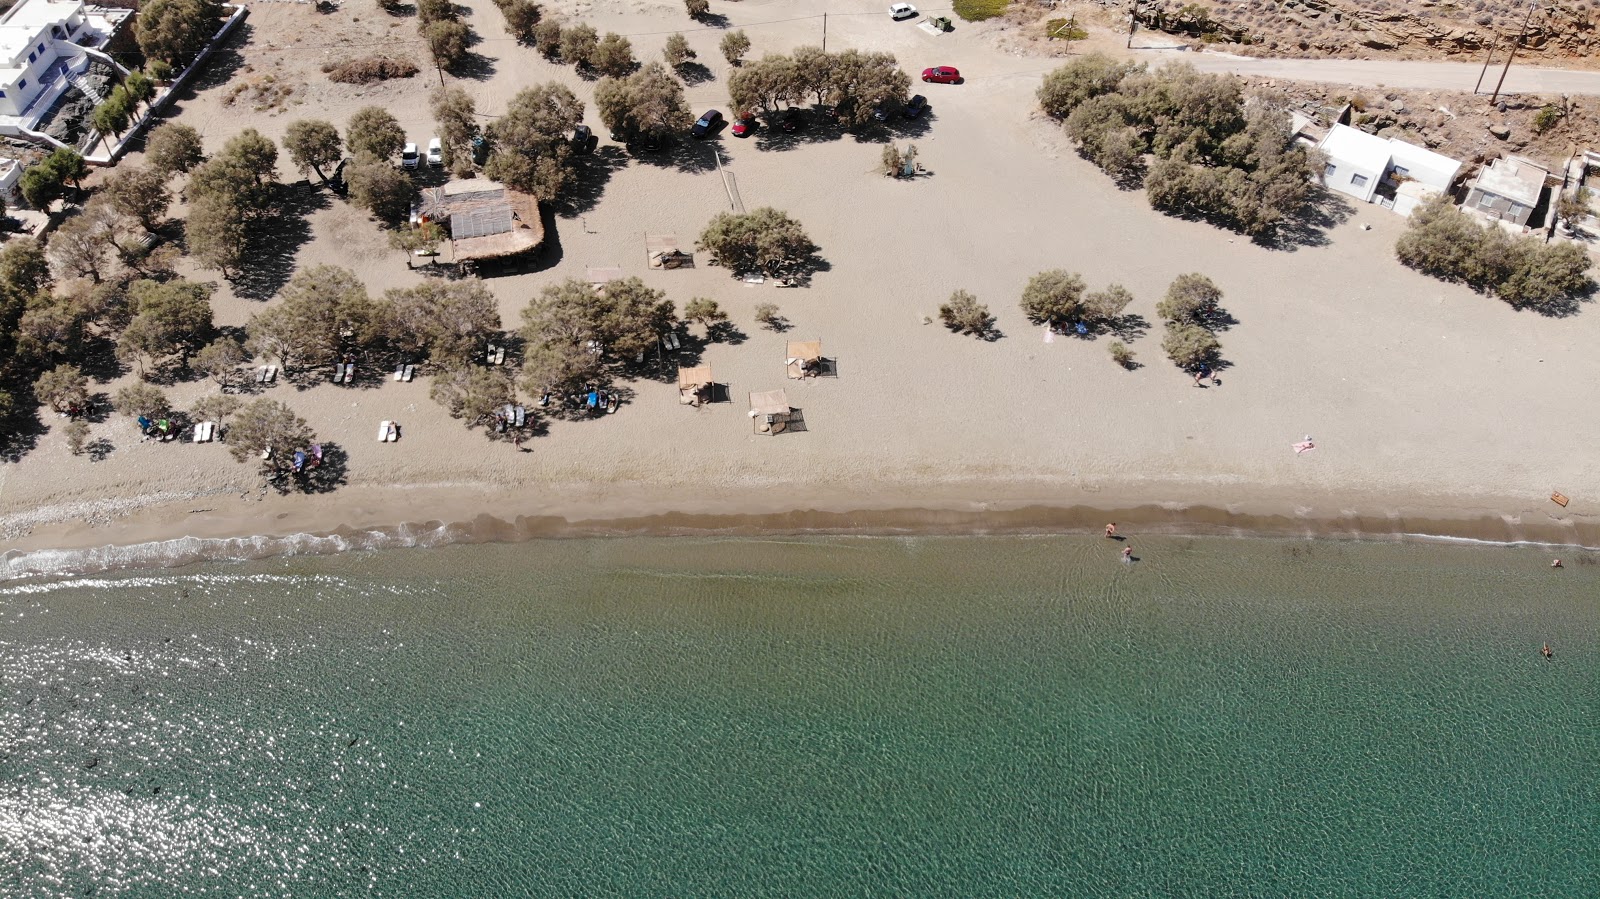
[
  {"left": 395, "top": 364, "right": 416, "bottom": 382},
  {"left": 377, "top": 421, "right": 399, "bottom": 442},
  {"left": 257, "top": 365, "right": 278, "bottom": 384}
]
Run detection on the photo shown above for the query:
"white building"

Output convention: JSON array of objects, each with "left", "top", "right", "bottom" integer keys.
[
  {"left": 1317, "top": 123, "right": 1462, "bottom": 216},
  {"left": 0, "top": 0, "right": 129, "bottom": 139}
]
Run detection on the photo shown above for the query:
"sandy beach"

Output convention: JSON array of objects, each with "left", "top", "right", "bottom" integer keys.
[{"left": 3, "top": 0, "right": 1598, "bottom": 565}]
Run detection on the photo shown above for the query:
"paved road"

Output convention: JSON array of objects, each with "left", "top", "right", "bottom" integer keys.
[{"left": 1141, "top": 50, "right": 1600, "bottom": 97}]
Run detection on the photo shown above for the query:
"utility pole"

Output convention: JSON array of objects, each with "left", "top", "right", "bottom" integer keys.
[
  {"left": 822, "top": 12, "right": 828, "bottom": 53},
  {"left": 1490, "top": 2, "right": 1538, "bottom": 106},
  {"left": 1473, "top": 36, "right": 1498, "bottom": 94}
]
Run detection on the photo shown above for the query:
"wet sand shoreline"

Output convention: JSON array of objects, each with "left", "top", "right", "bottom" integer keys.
[{"left": 5, "top": 480, "right": 1594, "bottom": 579}]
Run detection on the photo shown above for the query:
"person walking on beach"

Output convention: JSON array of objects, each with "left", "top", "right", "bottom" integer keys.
[
  {"left": 1121, "top": 546, "right": 1133, "bottom": 563},
  {"left": 1105, "top": 523, "right": 1117, "bottom": 539}
]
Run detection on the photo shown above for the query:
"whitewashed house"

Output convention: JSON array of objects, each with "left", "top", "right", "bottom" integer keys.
[
  {"left": 0, "top": 0, "right": 130, "bottom": 144},
  {"left": 1317, "top": 123, "right": 1462, "bottom": 216}
]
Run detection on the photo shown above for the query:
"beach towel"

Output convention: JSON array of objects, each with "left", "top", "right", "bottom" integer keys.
[{"left": 1293, "top": 441, "right": 1315, "bottom": 454}]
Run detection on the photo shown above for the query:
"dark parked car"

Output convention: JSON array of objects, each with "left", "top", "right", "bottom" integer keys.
[
  {"left": 328, "top": 157, "right": 353, "bottom": 196},
  {"left": 690, "top": 109, "right": 723, "bottom": 138},
  {"left": 780, "top": 108, "right": 805, "bottom": 132},
  {"left": 904, "top": 94, "right": 928, "bottom": 118},
  {"left": 571, "top": 124, "right": 594, "bottom": 153}
]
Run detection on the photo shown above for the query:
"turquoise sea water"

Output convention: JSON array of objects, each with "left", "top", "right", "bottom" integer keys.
[{"left": 1, "top": 536, "right": 1595, "bottom": 897}]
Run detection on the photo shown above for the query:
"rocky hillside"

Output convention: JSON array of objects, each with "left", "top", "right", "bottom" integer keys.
[{"left": 1113, "top": 0, "right": 1600, "bottom": 64}]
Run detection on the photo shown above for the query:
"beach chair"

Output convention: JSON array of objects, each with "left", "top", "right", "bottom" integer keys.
[
  {"left": 378, "top": 420, "right": 393, "bottom": 442},
  {"left": 257, "top": 365, "right": 277, "bottom": 384},
  {"left": 395, "top": 364, "right": 416, "bottom": 382},
  {"left": 493, "top": 346, "right": 506, "bottom": 366},
  {"left": 513, "top": 405, "right": 526, "bottom": 428},
  {"left": 333, "top": 363, "right": 346, "bottom": 383},
  {"left": 661, "top": 331, "right": 681, "bottom": 352},
  {"left": 193, "top": 421, "right": 216, "bottom": 443}
]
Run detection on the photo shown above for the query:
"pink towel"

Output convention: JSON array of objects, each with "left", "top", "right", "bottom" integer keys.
[{"left": 1293, "top": 441, "right": 1315, "bottom": 454}]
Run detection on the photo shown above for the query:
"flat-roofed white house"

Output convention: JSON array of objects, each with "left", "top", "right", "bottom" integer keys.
[
  {"left": 1464, "top": 155, "right": 1548, "bottom": 230},
  {"left": 1317, "top": 123, "right": 1462, "bottom": 216},
  {"left": 0, "top": 0, "right": 130, "bottom": 144}
]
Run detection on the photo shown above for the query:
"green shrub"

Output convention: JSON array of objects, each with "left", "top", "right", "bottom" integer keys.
[{"left": 952, "top": 0, "right": 1007, "bottom": 22}]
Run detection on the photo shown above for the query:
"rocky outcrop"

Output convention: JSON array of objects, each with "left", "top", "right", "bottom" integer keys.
[{"left": 1109, "top": 0, "right": 1598, "bottom": 62}]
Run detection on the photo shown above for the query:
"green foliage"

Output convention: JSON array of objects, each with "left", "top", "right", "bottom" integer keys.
[
  {"left": 532, "top": 19, "right": 562, "bottom": 59},
  {"left": 33, "top": 363, "right": 89, "bottom": 413},
  {"left": 938, "top": 289, "right": 993, "bottom": 336},
  {"left": 20, "top": 148, "right": 87, "bottom": 209},
  {"left": 190, "top": 392, "right": 242, "bottom": 424},
  {"left": 1556, "top": 187, "right": 1592, "bottom": 227},
  {"left": 63, "top": 418, "right": 90, "bottom": 455},
  {"left": 518, "top": 277, "right": 676, "bottom": 394},
  {"left": 112, "top": 381, "right": 171, "bottom": 419},
  {"left": 684, "top": 0, "right": 709, "bottom": 18},
  {"left": 225, "top": 398, "right": 315, "bottom": 474},
  {"left": 429, "top": 365, "right": 515, "bottom": 430},
  {"left": 1395, "top": 195, "right": 1594, "bottom": 310},
  {"left": 47, "top": 202, "right": 117, "bottom": 283},
  {"left": 1060, "top": 66, "right": 1313, "bottom": 237},
  {"left": 219, "top": 128, "right": 279, "bottom": 185},
  {"left": 696, "top": 207, "right": 818, "bottom": 280},
  {"left": 1161, "top": 321, "right": 1220, "bottom": 369},
  {"left": 753, "top": 302, "right": 781, "bottom": 328},
  {"left": 594, "top": 62, "right": 691, "bottom": 146},
  {"left": 389, "top": 221, "right": 446, "bottom": 257},
  {"left": 117, "top": 278, "right": 215, "bottom": 372},
  {"left": 559, "top": 22, "right": 599, "bottom": 68},
  {"left": 1037, "top": 54, "right": 1140, "bottom": 120},
  {"left": 384, "top": 279, "right": 501, "bottom": 366},
  {"left": 1109, "top": 340, "right": 1135, "bottom": 369},
  {"left": 682, "top": 297, "right": 726, "bottom": 326},
  {"left": 185, "top": 194, "right": 247, "bottom": 277},
  {"left": 1042, "top": 18, "right": 1088, "bottom": 40},
  {"left": 283, "top": 119, "right": 343, "bottom": 182},
  {"left": 136, "top": 0, "right": 224, "bottom": 67},
  {"left": 423, "top": 20, "right": 472, "bottom": 71},
  {"left": 881, "top": 144, "right": 903, "bottom": 177},
  {"left": 246, "top": 265, "right": 379, "bottom": 371},
  {"left": 344, "top": 158, "right": 415, "bottom": 221},
  {"left": 431, "top": 85, "right": 478, "bottom": 167},
  {"left": 725, "top": 46, "right": 905, "bottom": 127},
  {"left": 100, "top": 165, "right": 172, "bottom": 232},
  {"left": 664, "top": 32, "right": 693, "bottom": 68},
  {"left": 952, "top": 0, "right": 1007, "bottom": 22},
  {"left": 501, "top": 0, "right": 541, "bottom": 44},
  {"left": 1155, "top": 273, "right": 1220, "bottom": 324},
  {"left": 145, "top": 122, "right": 204, "bottom": 174},
  {"left": 720, "top": 29, "right": 750, "bottom": 66},
  {"left": 593, "top": 33, "right": 635, "bottom": 77},
  {"left": 347, "top": 106, "right": 407, "bottom": 161},
  {"left": 416, "top": 0, "right": 454, "bottom": 23},
  {"left": 194, "top": 335, "right": 250, "bottom": 388},
  {"left": 484, "top": 82, "right": 583, "bottom": 201},
  {"left": 92, "top": 90, "right": 132, "bottom": 137},
  {"left": 125, "top": 71, "right": 156, "bottom": 106},
  {"left": 1018, "top": 269, "right": 1087, "bottom": 326},
  {"left": 1532, "top": 104, "right": 1563, "bottom": 134}
]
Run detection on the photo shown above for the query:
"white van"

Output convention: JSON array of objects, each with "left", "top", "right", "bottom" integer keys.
[
  {"left": 426, "top": 137, "right": 443, "bottom": 167},
  {"left": 401, "top": 142, "right": 419, "bottom": 169}
]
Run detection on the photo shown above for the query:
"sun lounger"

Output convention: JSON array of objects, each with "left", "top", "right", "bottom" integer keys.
[
  {"left": 486, "top": 345, "right": 505, "bottom": 366},
  {"left": 394, "top": 364, "right": 416, "bottom": 382},
  {"left": 661, "top": 332, "right": 681, "bottom": 352},
  {"left": 334, "top": 363, "right": 346, "bottom": 383},
  {"left": 513, "top": 405, "right": 526, "bottom": 428},
  {"left": 378, "top": 420, "right": 396, "bottom": 443},
  {"left": 257, "top": 365, "right": 277, "bottom": 384},
  {"left": 193, "top": 421, "right": 216, "bottom": 443}
]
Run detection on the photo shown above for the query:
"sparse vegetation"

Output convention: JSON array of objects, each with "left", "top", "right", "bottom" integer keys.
[
  {"left": 754, "top": 303, "right": 782, "bottom": 329},
  {"left": 484, "top": 82, "right": 585, "bottom": 201},
  {"left": 594, "top": 62, "right": 692, "bottom": 147},
  {"left": 685, "top": 0, "right": 710, "bottom": 19},
  {"left": 952, "top": 0, "right": 1007, "bottom": 22},
  {"left": 683, "top": 297, "right": 727, "bottom": 327},
  {"left": 664, "top": 33, "right": 693, "bottom": 68},
  {"left": 326, "top": 56, "right": 419, "bottom": 84},
  {"left": 1109, "top": 340, "right": 1135, "bottom": 369},
  {"left": 146, "top": 122, "right": 205, "bottom": 175},
  {"left": 226, "top": 398, "right": 316, "bottom": 476},
  {"left": 720, "top": 30, "right": 750, "bottom": 66},
  {"left": 939, "top": 290, "right": 994, "bottom": 336},
  {"left": 697, "top": 208, "right": 819, "bottom": 281}
]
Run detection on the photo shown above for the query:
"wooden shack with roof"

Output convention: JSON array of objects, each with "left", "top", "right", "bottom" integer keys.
[{"left": 413, "top": 178, "right": 544, "bottom": 264}]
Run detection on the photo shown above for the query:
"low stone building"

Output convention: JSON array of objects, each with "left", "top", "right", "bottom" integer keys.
[{"left": 1317, "top": 123, "right": 1462, "bottom": 216}]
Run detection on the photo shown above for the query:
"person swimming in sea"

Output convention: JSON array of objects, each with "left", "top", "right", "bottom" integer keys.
[{"left": 1542, "top": 643, "right": 1553, "bottom": 661}]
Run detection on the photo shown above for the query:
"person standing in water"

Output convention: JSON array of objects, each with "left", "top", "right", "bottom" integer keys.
[
  {"left": 1121, "top": 547, "right": 1133, "bottom": 563},
  {"left": 1105, "top": 523, "right": 1117, "bottom": 539}
]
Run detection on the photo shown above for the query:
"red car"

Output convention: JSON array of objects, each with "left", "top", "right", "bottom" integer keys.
[
  {"left": 921, "top": 66, "right": 961, "bottom": 84},
  {"left": 730, "top": 113, "right": 757, "bottom": 138}
]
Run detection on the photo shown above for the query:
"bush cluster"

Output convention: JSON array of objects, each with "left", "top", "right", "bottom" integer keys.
[
  {"left": 325, "top": 56, "right": 420, "bottom": 84},
  {"left": 1395, "top": 195, "right": 1593, "bottom": 311}
]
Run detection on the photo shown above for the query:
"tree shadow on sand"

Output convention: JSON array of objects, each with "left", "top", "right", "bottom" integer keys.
[
  {"left": 230, "top": 181, "right": 330, "bottom": 300},
  {"left": 554, "top": 145, "right": 629, "bottom": 216},
  {"left": 1257, "top": 187, "right": 1355, "bottom": 251}
]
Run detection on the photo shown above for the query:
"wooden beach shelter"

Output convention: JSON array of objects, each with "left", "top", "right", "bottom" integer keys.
[
  {"left": 786, "top": 340, "right": 823, "bottom": 379},
  {"left": 749, "top": 389, "right": 792, "bottom": 435},
  {"left": 679, "top": 364, "right": 714, "bottom": 406}
]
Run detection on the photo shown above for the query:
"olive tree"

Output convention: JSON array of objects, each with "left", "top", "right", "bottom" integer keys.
[
  {"left": 518, "top": 277, "right": 676, "bottom": 394},
  {"left": 225, "top": 398, "right": 315, "bottom": 475},
  {"left": 283, "top": 119, "right": 343, "bottom": 184},
  {"left": 502, "top": 0, "right": 541, "bottom": 43},
  {"left": 345, "top": 159, "right": 415, "bottom": 221},
  {"left": 186, "top": 194, "right": 247, "bottom": 278},
  {"left": 1018, "top": 269, "right": 1087, "bottom": 327},
  {"left": 592, "top": 33, "right": 636, "bottom": 78},
  {"left": 594, "top": 62, "right": 691, "bottom": 146},
  {"left": 696, "top": 207, "right": 817, "bottom": 280},
  {"left": 430, "top": 365, "right": 515, "bottom": 431},
  {"left": 685, "top": 0, "right": 709, "bottom": 19},
  {"left": 32, "top": 363, "right": 90, "bottom": 413},
  {"left": 1162, "top": 321, "right": 1221, "bottom": 369},
  {"left": 682, "top": 297, "right": 726, "bottom": 327},
  {"left": 194, "top": 335, "right": 250, "bottom": 389},
  {"left": 136, "top": 0, "right": 224, "bottom": 69},
  {"left": 384, "top": 279, "right": 501, "bottom": 366},
  {"left": 347, "top": 106, "right": 407, "bottom": 161},
  {"left": 112, "top": 382, "right": 172, "bottom": 419},
  {"left": 424, "top": 20, "right": 472, "bottom": 72},
  {"left": 116, "top": 278, "right": 216, "bottom": 373},
  {"left": 100, "top": 165, "right": 172, "bottom": 233},
  {"left": 246, "top": 265, "right": 381, "bottom": 372},
  {"left": 1156, "top": 273, "right": 1221, "bottom": 324},
  {"left": 484, "top": 82, "right": 584, "bottom": 200},
  {"left": 720, "top": 29, "right": 750, "bottom": 66},
  {"left": 664, "top": 33, "right": 693, "bottom": 68},
  {"left": 1083, "top": 284, "right": 1134, "bottom": 322},
  {"left": 430, "top": 85, "right": 478, "bottom": 167},
  {"left": 1038, "top": 54, "right": 1141, "bottom": 120},
  {"left": 558, "top": 23, "right": 599, "bottom": 69},
  {"left": 146, "top": 122, "right": 205, "bottom": 175}
]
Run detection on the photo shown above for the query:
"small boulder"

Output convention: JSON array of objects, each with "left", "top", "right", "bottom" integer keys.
[{"left": 1488, "top": 123, "right": 1512, "bottom": 139}]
